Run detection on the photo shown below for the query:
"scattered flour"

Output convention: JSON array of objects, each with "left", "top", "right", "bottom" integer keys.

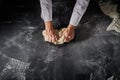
[
  {"left": 44, "top": 46, "right": 63, "bottom": 63},
  {"left": 0, "top": 56, "right": 29, "bottom": 80}
]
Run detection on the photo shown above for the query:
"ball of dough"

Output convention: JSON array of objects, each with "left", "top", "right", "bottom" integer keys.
[{"left": 42, "top": 28, "right": 68, "bottom": 45}]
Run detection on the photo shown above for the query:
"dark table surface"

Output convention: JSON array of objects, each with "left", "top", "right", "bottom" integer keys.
[{"left": 0, "top": 0, "right": 120, "bottom": 80}]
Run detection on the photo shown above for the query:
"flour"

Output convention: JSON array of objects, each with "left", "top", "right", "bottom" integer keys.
[
  {"left": 44, "top": 47, "right": 63, "bottom": 63},
  {"left": 0, "top": 55, "right": 30, "bottom": 80},
  {"left": 0, "top": 28, "right": 33, "bottom": 80},
  {"left": 3, "top": 27, "right": 35, "bottom": 50},
  {"left": 4, "top": 31, "right": 26, "bottom": 49}
]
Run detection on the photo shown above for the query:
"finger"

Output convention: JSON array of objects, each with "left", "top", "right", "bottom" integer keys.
[
  {"left": 49, "top": 36, "right": 54, "bottom": 42},
  {"left": 55, "top": 35, "right": 59, "bottom": 40},
  {"left": 52, "top": 38, "right": 55, "bottom": 43},
  {"left": 49, "top": 35, "right": 52, "bottom": 38},
  {"left": 64, "top": 37, "right": 70, "bottom": 42},
  {"left": 64, "top": 38, "right": 67, "bottom": 42},
  {"left": 64, "top": 37, "right": 73, "bottom": 42},
  {"left": 47, "top": 39, "right": 52, "bottom": 42},
  {"left": 50, "top": 36, "right": 54, "bottom": 42},
  {"left": 53, "top": 34, "right": 59, "bottom": 40},
  {"left": 68, "top": 32, "right": 74, "bottom": 39},
  {"left": 44, "top": 36, "right": 49, "bottom": 42},
  {"left": 64, "top": 39, "right": 70, "bottom": 42},
  {"left": 65, "top": 32, "right": 68, "bottom": 37},
  {"left": 54, "top": 35, "right": 59, "bottom": 42},
  {"left": 44, "top": 38, "right": 49, "bottom": 42},
  {"left": 68, "top": 35, "right": 71, "bottom": 39},
  {"left": 54, "top": 38, "right": 57, "bottom": 42},
  {"left": 45, "top": 36, "right": 51, "bottom": 42},
  {"left": 50, "top": 36, "right": 54, "bottom": 43}
]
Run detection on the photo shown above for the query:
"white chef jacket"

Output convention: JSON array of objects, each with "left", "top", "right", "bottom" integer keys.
[{"left": 40, "top": 0, "right": 90, "bottom": 26}]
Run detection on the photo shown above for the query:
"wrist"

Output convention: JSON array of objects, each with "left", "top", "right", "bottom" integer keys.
[
  {"left": 68, "top": 24, "right": 75, "bottom": 29},
  {"left": 45, "top": 21, "right": 53, "bottom": 30}
]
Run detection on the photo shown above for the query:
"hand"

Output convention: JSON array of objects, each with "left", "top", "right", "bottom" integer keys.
[
  {"left": 42, "top": 21, "right": 59, "bottom": 43},
  {"left": 62, "top": 24, "right": 75, "bottom": 42}
]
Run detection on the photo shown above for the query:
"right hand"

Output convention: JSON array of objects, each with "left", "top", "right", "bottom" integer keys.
[{"left": 42, "top": 21, "right": 59, "bottom": 43}]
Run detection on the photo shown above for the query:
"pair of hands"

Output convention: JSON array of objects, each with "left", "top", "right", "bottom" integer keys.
[{"left": 43, "top": 21, "right": 75, "bottom": 43}]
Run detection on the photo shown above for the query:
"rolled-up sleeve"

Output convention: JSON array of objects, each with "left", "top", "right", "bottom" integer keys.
[
  {"left": 70, "top": 0, "right": 90, "bottom": 26},
  {"left": 40, "top": 0, "right": 52, "bottom": 22}
]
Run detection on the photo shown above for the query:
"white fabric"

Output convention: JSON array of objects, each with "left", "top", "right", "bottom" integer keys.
[
  {"left": 40, "top": 0, "right": 52, "bottom": 21},
  {"left": 40, "top": 0, "right": 90, "bottom": 26}
]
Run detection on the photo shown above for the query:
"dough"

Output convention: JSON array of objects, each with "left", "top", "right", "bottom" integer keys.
[
  {"left": 42, "top": 28, "right": 67, "bottom": 45},
  {"left": 54, "top": 28, "right": 66, "bottom": 45}
]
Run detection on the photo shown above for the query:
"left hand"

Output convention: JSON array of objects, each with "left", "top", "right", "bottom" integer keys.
[
  {"left": 62, "top": 24, "right": 75, "bottom": 42},
  {"left": 42, "top": 21, "right": 59, "bottom": 43}
]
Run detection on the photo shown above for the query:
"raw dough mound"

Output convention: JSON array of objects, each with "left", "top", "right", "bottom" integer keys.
[
  {"left": 54, "top": 28, "right": 66, "bottom": 45},
  {"left": 42, "top": 28, "right": 68, "bottom": 45}
]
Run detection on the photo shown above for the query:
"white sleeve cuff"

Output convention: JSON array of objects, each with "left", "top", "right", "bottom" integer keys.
[
  {"left": 70, "top": 0, "right": 90, "bottom": 26},
  {"left": 40, "top": 0, "right": 52, "bottom": 22}
]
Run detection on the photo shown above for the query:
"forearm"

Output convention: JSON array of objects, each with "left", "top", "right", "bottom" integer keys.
[
  {"left": 40, "top": 0, "right": 52, "bottom": 22},
  {"left": 69, "top": 0, "right": 90, "bottom": 26}
]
